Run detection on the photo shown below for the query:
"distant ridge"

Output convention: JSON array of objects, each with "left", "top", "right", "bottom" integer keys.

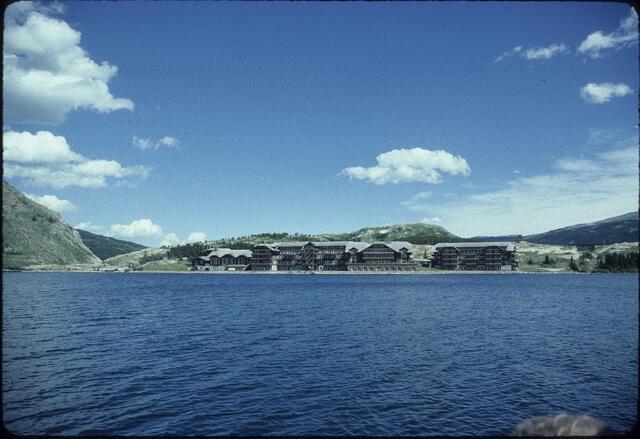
[
  {"left": 524, "top": 211, "right": 639, "bottom": 245},
  {"left": 76, "top": 229, "right": 147, "bottom": 260},
  {"left": 2, "top": 182, "right": 101, "bottom": 268},
  {"left": 468, "top": 212, "right": 638, "bottom": 246}
]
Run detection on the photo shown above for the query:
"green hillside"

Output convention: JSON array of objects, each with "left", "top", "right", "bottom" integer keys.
[
  {"left": 346, "top": 223, "right": 462, "bottom": 244},
  {"left": 76, "top": 229, "right": 147, "bottom": 260},
  {"left": 2, "top": 182, "right": 101, "bottom": 269}
]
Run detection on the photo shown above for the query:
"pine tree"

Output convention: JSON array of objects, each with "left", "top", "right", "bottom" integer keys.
[{"left": 569, "top": 256, "right": 578, "bottom": 271}]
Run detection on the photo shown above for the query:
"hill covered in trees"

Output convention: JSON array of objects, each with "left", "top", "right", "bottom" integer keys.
[{"left": 76, "top": 229, "right": 147, "bottom": 260}]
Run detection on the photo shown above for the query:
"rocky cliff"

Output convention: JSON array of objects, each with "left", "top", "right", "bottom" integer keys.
[{"left": 3, "top": 182, "right": 101, "bottom": 268}]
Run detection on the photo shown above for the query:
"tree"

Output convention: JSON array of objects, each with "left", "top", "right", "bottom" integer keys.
[{"left": 569, "top": 256, "right": 579, "bottom": 271}]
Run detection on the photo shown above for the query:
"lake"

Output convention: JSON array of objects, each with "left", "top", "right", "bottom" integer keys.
[{"left": 2, "top": 272, "right": 637, "bottom": 435}]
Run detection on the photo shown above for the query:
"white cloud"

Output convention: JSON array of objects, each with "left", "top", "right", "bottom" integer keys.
[
  {"left": 133, "top": 135, "right": 180, "bottom": 151},
  {"left": 158, "top": 136, "right": 179, "bottom": 147},
  {"left": 3, "top": 130, "right": 83, "bottom": 163},
  {"left": 132, "top": 136, "right": 155, "bottom": 151},
  {"left": 186, "top": 232, "right": 206, "bottom": 243},
  {"left": 421, "top": 216, "right": 442, "bottom": 224},
  {"left": 494, "top": 45, "right": 522, "bottom": 63},
  {"left": 110, "top": 219, "right": 163, "bottom": 238},
  {"left": 160, "top": 233, "right": 181, "bottom": 247},
  {"left": 3, "top": 3, "right": 133, "bottom": 124},
  {"left": 159, "top": 231, "right": 206, "bottom": 246},
  {"left": 403, "top": 145, "right": 638, "bottom": 236},
  {"left": 184, "top": 232, "right": 205, "bottom": 243},
  {"left": 580, "top": 82, "right": 632, "bottom": 104},
  {"left": 578, "top": 8, "right": 638, "bottom": 58},
  {"left": 341, "top": 147, "right": 470, "bottom": 185},
  {"left": 25, "top": 193, "right": 76, "bottom": 213},
  {"left": 74, "top": 221, "right": 105, "bottom": 233},
  {"left": 3, "top": 130, "right": 151, "bottom": 188},
  {"left": 495, "top": 43, "right": 569, "bottom": 62},
  {"left": 523, "top": 43, "right": 569, "bottom": 60}
]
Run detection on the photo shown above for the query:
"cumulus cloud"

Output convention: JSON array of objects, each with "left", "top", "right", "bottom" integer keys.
[
  {"left": 159, "top": 136, "right": 179, "bottom": 147},
  {"left": 3, "top": 130, "right": 151, "bottom": 188},
  {"left": 3, "top": 130, "right": 83, "bottom": 163},
  {"left": 580, "top": 82, "right": 632, "bottom": 104},
  {"left": 74, "top": 221, "right": 105, "bottom": 233},
  {"left": 132, "top": 136, "right": 155, "bottom": 151},
  {"left": 110, "top": 219, "right": 163, "bottom": 238},
  {"left": 133, "top": 135, "right": 180, "bottom": 151},
  {"left": 341, "top": 147, "right": 470, "bottom": 185},
  {"left": 495, "top": 43, "right": 569, "bottom": 62},
  {"left": 421, "top": 216, "right": 442, "bottom": 224},
  {"left": 186, "top": 232, "right": 207, "bottom": 243},
  {"left": 160, "top": 233, "right": 181, "bottom": 247},
  {"left": 25, "top": 193, "right": 76, "bottom": 213},
  {"left": 3, "top": 2, "right": 134, "bottom": 124},
  {"left": 404, "top": 143, "right": 638, "bottom": 236},
  {"left": 578, "top": 8, "right": 638, "bottom": 58},
  {"left": 159, "top": 231, "right": 207, "bottom": 246}
]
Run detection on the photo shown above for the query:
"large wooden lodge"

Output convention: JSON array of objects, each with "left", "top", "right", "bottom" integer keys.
[
  {"left": 432, "top": 242, "right": 517, "bottom": 271},
  {"left": 192, "top": 241, "right": 419, "bottom": 272},
  {"left": 191, "top": 241, "right": 518, "bottom": 272}
]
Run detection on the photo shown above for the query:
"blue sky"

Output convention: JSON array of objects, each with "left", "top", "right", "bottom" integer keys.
[{"left": 3, "top": 1, "right": 638, "bottom": 246}]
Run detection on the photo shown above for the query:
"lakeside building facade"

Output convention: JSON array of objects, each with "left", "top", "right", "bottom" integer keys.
[
  {"left": 432, "top": 242, "right": 517, "bottom": 271},
  {"left": 249, "top": 241, "right": 419, "bottom": 271},
  {"left": 192, "top": 248, "right": 252, "bottom": 271}
]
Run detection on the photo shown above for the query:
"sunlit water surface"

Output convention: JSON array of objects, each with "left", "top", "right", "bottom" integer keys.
[{"left": 3, "top": 273, "right": 637, "bottom": 435}]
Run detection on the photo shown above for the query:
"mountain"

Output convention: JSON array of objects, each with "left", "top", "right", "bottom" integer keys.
[
  {"left": 182, "top": 223, "right": 463, "bottom": 254},
  {"left": 341, "top": 223, "right": 462, "bottom": 244},
  {"left": 76, "top": 229, "right": 147, "bottom": 260},
  {"left": 469, "top": 235, "right": 522, "bottom": 242},
  {"left": 3, "top": 182, "right": 101, "bottom": 269},
  {"left": 524, "top": 211, "right": 639, "bottom": 246}
]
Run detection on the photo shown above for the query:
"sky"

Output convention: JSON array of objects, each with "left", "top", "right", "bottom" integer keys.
[{"left": 3, "top": 1, "right": 639, "bottom": 247}]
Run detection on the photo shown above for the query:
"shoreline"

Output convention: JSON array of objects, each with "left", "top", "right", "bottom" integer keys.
[{"left": 4, "top": 269, "right": 635, "bottom": 275}]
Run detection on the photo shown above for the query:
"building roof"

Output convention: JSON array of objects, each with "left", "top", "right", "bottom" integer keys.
[
  {"left": 251, "top": 244, "right": 280, "bottom": 251},
  {"left": 202, "top": 248, "right": 252, "bottom": 258},
  {"left": 252, "top": 241, "right": 413, "bottom": 253},
  {"left": 387, "top": 241, "right": 414, "bottom": 252},
  {"left": 433, "top": 242, "right": 515, "bottom": 251}
]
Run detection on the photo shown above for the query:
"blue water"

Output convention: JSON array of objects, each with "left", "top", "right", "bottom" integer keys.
[{"left": 2, "top": 273, "right": 637, "bottom": 435}]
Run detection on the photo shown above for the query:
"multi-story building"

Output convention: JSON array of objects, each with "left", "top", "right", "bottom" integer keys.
[
  {"left": 345, "top": 242, "right": 418, "bottom": 271},
  {"left": 249, "top": 241, "right": 419, "bottom": 271},
  {"left": 192, "top": 248, "right": 252, "bottom": 271},
  {"left": 250, "top": 244, "right": 280, "bottom": 271},
  {"left": 432, "top": 242, "right": 517, "bottom": 271}
]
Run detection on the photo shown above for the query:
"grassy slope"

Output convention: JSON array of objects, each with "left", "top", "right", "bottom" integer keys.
[{"left": 103, "top": 248, "right": 168, "bottom": 267}]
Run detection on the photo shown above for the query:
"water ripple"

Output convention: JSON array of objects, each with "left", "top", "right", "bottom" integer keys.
[{"left": 3, "top": 272, "right": 637, "bottom": 435}]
